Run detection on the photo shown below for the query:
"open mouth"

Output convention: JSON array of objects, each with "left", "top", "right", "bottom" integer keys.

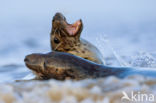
[
  {"left": 53, "top": 13, "right": 82, "bottom": 36},
  {"left": 64, "top": 19, "right": 82, "bottom": 36}
]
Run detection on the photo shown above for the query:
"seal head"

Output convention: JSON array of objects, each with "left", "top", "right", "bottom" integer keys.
[
  {"left": 51, "top": 12, "right": 83, "bottom": 51},
  {"left": 24, "top": 52, "right": 93, "bottom": 80}
]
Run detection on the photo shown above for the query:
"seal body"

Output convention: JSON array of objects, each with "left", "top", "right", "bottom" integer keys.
[
  {"left": 24, "top": 52, "right": 156, "bottom": 80},
  {"left": 50, "top": 13, "right": 104, "bottom": 64}
]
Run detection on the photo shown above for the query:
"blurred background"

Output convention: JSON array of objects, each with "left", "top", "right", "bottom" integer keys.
[{"left": 0, "top": 0, "right": 156, "bottom": 82}]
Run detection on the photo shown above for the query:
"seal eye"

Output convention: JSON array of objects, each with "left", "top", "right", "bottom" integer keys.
[{"left": 54, "top": 38, "right": 60, "bottom": 44}]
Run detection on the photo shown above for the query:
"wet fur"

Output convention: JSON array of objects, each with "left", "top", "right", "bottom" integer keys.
[{"left": 25, "top": 52, "right": 156, "bottom": 80}]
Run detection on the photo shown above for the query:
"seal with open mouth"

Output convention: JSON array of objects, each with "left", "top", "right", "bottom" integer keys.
[
  {"left": 24, "top": 52, "right": 156, "bottom": 80},
  {"left": 50, "top": 12, "right": 104, "bottom": 64}
]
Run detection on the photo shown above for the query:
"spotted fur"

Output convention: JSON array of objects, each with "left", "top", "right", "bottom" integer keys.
[{"left": 50, "top": 12, "right": 104, "bottom": 64}]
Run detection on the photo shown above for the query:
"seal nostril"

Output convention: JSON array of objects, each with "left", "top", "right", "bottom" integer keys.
[{"left": 24, "top": 58, "right": 29, "bottom": 62}]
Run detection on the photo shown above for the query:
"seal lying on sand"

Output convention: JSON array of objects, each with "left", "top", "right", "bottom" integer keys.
[
  {"left": 50, "top": 12, "right": 104, "bottom": 64},
  {"left": 24, "top": 52, "right": 156, "bottom": 80}
]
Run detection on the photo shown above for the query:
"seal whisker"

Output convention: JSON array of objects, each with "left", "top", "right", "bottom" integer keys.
[
  {"left": 58, "top": 29, "right": 61, "bottom": 37},
  {"left": 53, "top": 27, "right": 58, "bottom": 35},
  {"left": 60, "top": 29, "right": 67, "bottom": 36},
  {"left": 54, "top": 42, "right": 62, "bottom": 50}
]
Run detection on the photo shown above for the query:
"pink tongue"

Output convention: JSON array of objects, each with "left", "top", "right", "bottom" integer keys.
[
  {"left": 66, "top": 26, "right": 77, "bottom": 36},
  {"left": 65, "top": 20, "right": 81, "bottom": 36}
]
